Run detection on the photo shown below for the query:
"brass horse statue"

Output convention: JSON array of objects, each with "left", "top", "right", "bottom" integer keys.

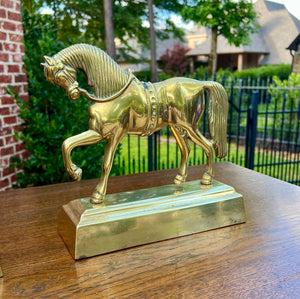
[{"left": 41, "top": 44, "right": 228, "bottom": 204}]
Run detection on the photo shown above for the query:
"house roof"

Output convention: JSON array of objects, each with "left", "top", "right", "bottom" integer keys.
[
  {"left": 186, "top": 0, "right": 300, "bottom": 65},
  {"left": 287, "top": 34, "right": 300, "bottom": 51},
  {"left": 186, "top": 26, "right": 269, "bottom": 56},
  {"left": 253, "top": 0, "right": 300, "bottom": 64}
]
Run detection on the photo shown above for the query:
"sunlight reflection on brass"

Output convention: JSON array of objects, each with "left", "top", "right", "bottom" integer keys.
[{"left": 58, "top": 180, "right": 245, "bottom": 259}]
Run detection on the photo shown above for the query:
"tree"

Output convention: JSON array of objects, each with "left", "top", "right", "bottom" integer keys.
[
  {"left": 104, "top": 0, "right": 116, "bottom": 59},
  {"left": 148, "top": 0, "right": 158, "bottom": 82},
  {"left": 22, "top": 0, "right": 185, "bottom": 62},
  {"left": 159, "top": 42, "right": 190, "bottom": 76},
  {"left": 182, "top": 0, "right": 259, "bottom": 76}
]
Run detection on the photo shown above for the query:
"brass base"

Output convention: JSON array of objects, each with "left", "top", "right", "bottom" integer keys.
[{"left": 58, "top": 180, "right": 246, "bottom": 259}]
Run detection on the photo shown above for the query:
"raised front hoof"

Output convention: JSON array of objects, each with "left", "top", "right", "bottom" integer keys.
[
  {"left": 70, "top": 164, "right": 82, "bottom": 181},
  {"left": 90, "top": 191, "right": 104, "bottom": 204},
  {"left": 174, "top": 174, "right": 186, "bottom": 185},
  {"left": 200, "top": 173, "right": 213, "bottom": 185}
]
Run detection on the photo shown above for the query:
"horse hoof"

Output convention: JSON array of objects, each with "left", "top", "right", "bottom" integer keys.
[
  {"left": 201, "top": 173, "right": 213, "bottom": 185},
  {"left": 90, "top": 191, "right": 104, "bottom": 204},
  {"left": 70, "top": 164, "right": 82, "bottom": 181},
  {"left": 174, "top": 174, "right": 186, "bottom": 185}
]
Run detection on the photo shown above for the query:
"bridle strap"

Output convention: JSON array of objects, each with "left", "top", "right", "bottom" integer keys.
[{"left": 78, "top": 73, "right": 136, "bottom": 103}]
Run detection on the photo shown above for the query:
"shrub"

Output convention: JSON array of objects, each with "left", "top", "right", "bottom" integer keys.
[
  {"left": 233, "top": 64, "right": 291, "bottom": 80},
  {"left": 159, "top": 42, "right": 190, "bottom": 76},
  {"left": 10, "top": 10, "right": 120, "bottom": 188},
  {"left": 191, "top": 64, "right": 291, "bottom": 82}
]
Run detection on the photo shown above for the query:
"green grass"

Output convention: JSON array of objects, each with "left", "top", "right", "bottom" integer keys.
[{"left": 117, "top": 135, "right": 299, "bottom": 185}]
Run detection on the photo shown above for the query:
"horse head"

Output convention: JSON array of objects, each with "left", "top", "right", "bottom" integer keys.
[{"left": 41, "top": 56, "right": 80, "bottom": 101}]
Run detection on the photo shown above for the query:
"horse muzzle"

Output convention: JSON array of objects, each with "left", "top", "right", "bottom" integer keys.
[{"left": 67, "top": 82, "right": 80, "bottom": 101}]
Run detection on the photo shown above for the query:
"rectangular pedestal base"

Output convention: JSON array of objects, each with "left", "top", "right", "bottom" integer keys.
[{"left": 58, "top": 180, "right": 246, "bottom": 259}]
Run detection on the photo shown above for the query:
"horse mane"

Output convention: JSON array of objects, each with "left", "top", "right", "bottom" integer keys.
[{"left": 53, "top": 44, "right": 130, "bottom": 99}]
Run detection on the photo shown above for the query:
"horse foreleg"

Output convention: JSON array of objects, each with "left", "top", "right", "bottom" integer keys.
[
  {"left": 170, "top": 125, "right": 190, "bottom": 185},
  {"left": 62, "top": 130, "right": 102, "bottom": 181},
  {"left": 90, "top": 131, "right": 124, "bottom": 204}
]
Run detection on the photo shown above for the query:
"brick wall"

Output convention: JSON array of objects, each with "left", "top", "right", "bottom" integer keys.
[{"left": 0, "top": 0, "right": 29, "bottom": 191}]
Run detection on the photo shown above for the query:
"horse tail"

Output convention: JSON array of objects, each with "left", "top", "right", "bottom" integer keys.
[{"left": 204, "top": 82, "right": 228, "bottom": 159}]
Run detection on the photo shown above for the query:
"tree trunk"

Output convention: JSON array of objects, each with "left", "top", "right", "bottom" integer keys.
[
  {"left": 148, "top": 0, "right": 158, "bottom": 82},
  {"left": 104, "top": 0, "right": 116, "bottom": 60},
  {"left": 208, "top": 26, "right": 218, "bottom": 77}
]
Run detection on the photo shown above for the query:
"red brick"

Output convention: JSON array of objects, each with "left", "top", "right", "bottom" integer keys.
[
  {"left": 1, "top": 96, "right": 15, "bottom": 105},
  {"left": 22, "top": 83, "right": 28, "bottom": 91},
  {"left": 0, "top": 157, "right": 9, "bottom": 168},
  {"left": 0, "top": 75, "right": 12, "bottom": 83},
  {"left": 13, "top": 124, "right": 21, "bottom": 132},
  {"left": 11, "top": 104, "right": 20, "bottom": 114},
  {"left": 0, "top": 64, "right": 4, "bottom": 72},
  {"left": 15, "top": 74, "right": 27, "bottom": 83},
  {"left": 5, "top": 135, "right": 16, "bottom": 144},
  {"left": 19, "top": 44, "right": 24, "bottom": 53},
  {"left": 4, "top": 116, "right": 17, "bottom": 125},
  {"left": 0, "top": 32, "right": 7, "bottom": 41},
  {"left": 0, "top": 53, "right": 9, "bottom": 62},
  {"left": 1, "top": 146, "right": 14, "bottom": 156},
  {"left": 0, "top": 179, "right": 10, "bottom": 189},
  {"left": 0, "top": 127, "right": 12, "bottom": 136},
  {"left": 8, "top": 11, "right": 22, "bottom": 22},
  {"left": 7, "top": 64, "right": 19, "bottom": 72},
  {"left": 4, "top": 43, "right": 17, "bottom": 52},
  {"left": 0, "top": 9, "right": 6, "bottom": 18},
  {"left": 3, "top": 167, "right": 14, "bottom": 177},
  {"left": 0, "top": 138, "right": 4, "bottom": 147},
  {"left": 16, "top": 24, "right": 23, "bottom": 32},
  {"left": 19, "top": 94, "right": 29, "bottom": 101},
  {"left": 22, "top": 151, "right": 30, "bottom": 159},
  {"left": 9, "top": 34, "right": 22, "bottom": 43},
  {"left": 8, "top": 85, "right": 21, "bottom": 93},
  {"left": 12, "top": 53, "right": 22, "bottom": 62},
  {"left": 16, "top": 143, "right": 25, "bottom": 152},
  {"left": 15, "top": 2, "right": 20, "bottom": 11},
  {"left": 10, "top": 174, "right": 18, "bottom": 184},
  {"left": 3, "top": 21, "right": 16, "bottom": 31},
  {"left": 0, "top": 107, "right": 10, "bottom": 115},
  {"left": 1, "top": 0, "right": 14, "bottom": 9}
]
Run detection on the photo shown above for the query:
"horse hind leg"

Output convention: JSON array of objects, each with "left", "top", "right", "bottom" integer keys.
[
  {"left": 186, "top": 127, "right": 214, "bottom": 185},
  {"left": 170, "top": 125, "right": 190, "bottom": 185}
]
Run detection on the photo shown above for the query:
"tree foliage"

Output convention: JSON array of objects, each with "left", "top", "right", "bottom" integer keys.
[
  {"left": 159, "top": 42, "right": 190, "bottom": 76},
  {"left": 10, "top": 10, "right": 120, "bottom": 187},
  {"left": 21, "top": 0, "right": 185, "bottom": 61},
  {"left": 182, "top": 0, "right": 259, "bottom": 75}
]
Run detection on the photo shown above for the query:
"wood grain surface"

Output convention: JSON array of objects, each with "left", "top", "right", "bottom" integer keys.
[{"left": 0, "top": 162, "right": 300, "bottom": 298}]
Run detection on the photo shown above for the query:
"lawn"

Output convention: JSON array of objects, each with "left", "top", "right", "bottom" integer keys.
[{"left": 117, "top": 134, "right": 299, "bottom": 185}]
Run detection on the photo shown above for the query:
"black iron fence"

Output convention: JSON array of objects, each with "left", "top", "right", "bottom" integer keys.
[{"left": 117, "top": 77, "right": 300, "bottom": 185}]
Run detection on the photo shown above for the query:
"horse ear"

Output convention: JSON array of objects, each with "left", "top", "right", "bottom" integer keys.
[{"left": 43, "top": 55, "right": 54, "bottom": 65}]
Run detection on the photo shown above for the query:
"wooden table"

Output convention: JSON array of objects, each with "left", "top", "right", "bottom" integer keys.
[{"left": 0, "top": 162, "right": 300, "bottom": 298}]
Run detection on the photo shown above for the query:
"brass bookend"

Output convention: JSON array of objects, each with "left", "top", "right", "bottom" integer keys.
[{"left": 58, "top": 180, "right": 245, "bottom": 259}]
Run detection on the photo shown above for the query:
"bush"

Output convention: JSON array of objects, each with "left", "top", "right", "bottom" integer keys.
[
  {"left": 10, "top": 10, "right": 120, "bottom": 188},
  {"left": 159, "top": 43, "right": 190, "bottom": 76},
  {"left": 233, "top": 64, "right": 291, "bottom": 80},
  {"left": 134, "top": 70, "right": 152, "bottom": 81}
]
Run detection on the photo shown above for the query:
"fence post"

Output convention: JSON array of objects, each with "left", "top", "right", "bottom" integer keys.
[
  {"left": 148, "top": 135, "right": 153, "bottom": 171},
  {"left": 245, "top": 91, "right": 259, "bottom": 169}
]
